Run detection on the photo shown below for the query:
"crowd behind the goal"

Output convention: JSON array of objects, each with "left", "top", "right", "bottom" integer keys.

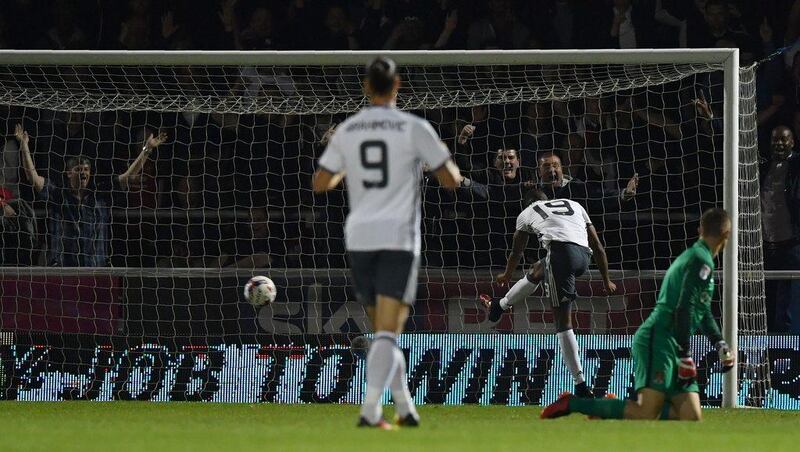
[{"left": 0, "top": 0, "right": 799, "bottom": 333}]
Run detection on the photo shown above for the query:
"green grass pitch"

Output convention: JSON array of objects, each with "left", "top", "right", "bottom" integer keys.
[{"left": 1, "top": 402, "right": 798, "bottom": 452}]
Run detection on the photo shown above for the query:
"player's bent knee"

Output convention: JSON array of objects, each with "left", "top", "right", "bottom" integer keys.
[
  {"left": 373, "top": 315, "right": 402, "bottom": 333},
  {"left": 528, "top": 261, "right": 545, "bottom": 282},
  {"left": 373, "top": 295, "right": 410, "bottom": 333},
  {"left": 672, "top": 392, "right": 702, "bottom": 421},
  {"left": 678, "top": 403, "right": 703, "bottom": 421},
  {"left": 628, "top": 389, "right": 666, "bottom": 420}
]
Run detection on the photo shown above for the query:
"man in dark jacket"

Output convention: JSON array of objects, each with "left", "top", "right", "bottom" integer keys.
[
  {"left": 16, "top": 123, "right": 167, "bottom": 267},
  {"left": 536, "top": 152, "right": 638, "bottom": 214},
  {"left": 761, "top": 125, "right": 800, "bottom": 333},
  {"left": 455, "top": 148, "right": 535, "bottom": 267}
]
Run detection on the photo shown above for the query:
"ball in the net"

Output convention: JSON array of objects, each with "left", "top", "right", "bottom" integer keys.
[{"left": 244, "top": 276, "right": 277, "bottom": 306}]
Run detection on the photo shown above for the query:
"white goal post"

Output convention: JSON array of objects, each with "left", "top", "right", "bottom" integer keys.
[{"left": 0, "top": 49, "right": 758, "bottom": 408}]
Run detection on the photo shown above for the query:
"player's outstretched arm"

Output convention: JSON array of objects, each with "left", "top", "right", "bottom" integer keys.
[
  {"left": 433, "top": 159, "right": 461, "bottom": 190},
  {"left": 496, "top": 230, "right": 529, "bottom": 286},
  {"left": 312, "top": 169, "right": 345, "bottom": 193},
  {"left": 586, "top": 224, "right": 616, "bottom": 294}
]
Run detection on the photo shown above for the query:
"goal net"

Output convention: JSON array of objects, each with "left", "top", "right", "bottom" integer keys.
[{"left": 0, "top": 50, "right": 775, "bottom": 408}]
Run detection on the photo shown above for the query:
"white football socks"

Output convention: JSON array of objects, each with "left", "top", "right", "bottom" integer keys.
[
  {"left": 389, "top": 345, "right": 418, "bottom": 419},
  {"left": 360, "top": 331, "right": 399, "bottom": 424},
  {"left": 557, "top": 329, "right": 585, "bottom": 385},
  {"left": 499, "top": 276, "right": 538, "bottom": 310}
]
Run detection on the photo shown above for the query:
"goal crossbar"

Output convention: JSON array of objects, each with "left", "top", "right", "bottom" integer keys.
[{"left": 0, "top": 49, "right": 737, "bottom": 66}]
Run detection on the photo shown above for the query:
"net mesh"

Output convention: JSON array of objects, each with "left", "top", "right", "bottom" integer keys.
[
  {"left": 0, "top": 56, "right": 771, "bottom": 407},
  {"left": 736, "top": 65, "right": 770, "bottom": 407},
  {"left": 0, "top": 62, "right": 721, "bottom": 113}
]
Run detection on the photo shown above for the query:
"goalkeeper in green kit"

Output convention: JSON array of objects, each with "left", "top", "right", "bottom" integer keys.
[{"left": 541, "top": 208, "right": 736, "bottom": 421}]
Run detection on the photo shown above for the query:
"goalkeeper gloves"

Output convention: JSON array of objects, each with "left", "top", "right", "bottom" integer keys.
[
  {"left": 715, "top": 340, "right": 735, "bottom": 373},
  {"left": 677, "top": 355, "right": 697, "bottom": 386}
]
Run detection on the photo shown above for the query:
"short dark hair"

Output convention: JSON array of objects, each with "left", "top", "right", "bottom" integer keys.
[
  {"left": 523, "top": 189, "right": 548, "bottom": 206},
  {"left": 538, "top": 151, "right": 560, "bottom": 162},
  {"left": 496, "top": 148, "right": 518, "bottom": 155},
  {"left": 772, "top": 125, "right": 794, "bottom": 138},
  {"left": 365, "top": 56, "right": 398, "bottom": 96},
  {"left": 700, "top": 207, "right": 730, "bottom": 237},
  {"left": 65, "top": 156, "right": 91, "bottom": 170},
  {"left": 530, "top": 189, "right": 548, "bottom": 201}
]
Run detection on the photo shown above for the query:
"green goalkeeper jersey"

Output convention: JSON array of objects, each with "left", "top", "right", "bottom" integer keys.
[{"left": 639, "top": 239, "right": 723, "bottom": 354}]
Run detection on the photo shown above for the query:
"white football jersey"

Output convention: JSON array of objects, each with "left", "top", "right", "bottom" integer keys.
[
  {"left": 318, "top": 105, "right": 450, "bottom": 253},
  {"left": 516, "top": 198, "right": 592, "bottom": 249}
]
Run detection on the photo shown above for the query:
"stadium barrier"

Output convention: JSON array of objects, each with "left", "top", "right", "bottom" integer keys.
[
  {"left": 0, "top": 274, "right": 654, "bottom": 337},
  {"left": 2, "top": 334, "right": 796, "bottom": 408},
  {"left": 0, "top": 273, "right": 794, "bottom": 408}
]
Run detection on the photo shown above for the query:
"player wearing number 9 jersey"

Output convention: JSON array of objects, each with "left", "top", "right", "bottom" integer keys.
[
  {"left": 313, "top": 56, "right": 461, "bottom": 429},
  {"left": 480, "top": 190, "right": 616, "bottom": 398}
]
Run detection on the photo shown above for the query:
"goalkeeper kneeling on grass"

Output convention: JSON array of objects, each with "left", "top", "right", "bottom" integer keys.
[{"left": 542, "top": 207, "right": 736, "bottom": 421}]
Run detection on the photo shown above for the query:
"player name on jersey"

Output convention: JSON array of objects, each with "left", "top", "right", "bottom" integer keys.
[{"left": 344, "top": 120, "right": 406, "bottom": 132}]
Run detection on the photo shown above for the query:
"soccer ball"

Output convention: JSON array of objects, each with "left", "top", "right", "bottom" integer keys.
[{"left": 244, "top": 276, "right": 277, "bottom": 306}]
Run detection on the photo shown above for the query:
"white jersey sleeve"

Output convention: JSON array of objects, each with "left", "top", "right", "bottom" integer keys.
[
  {"left": 411, "top": 119, "right": 450, "bottom": 170},
  {"left": 516, "top": 208, "right": 543, "bottom": 235},
  {"left": 317, "top": 131, "right": 344, "bottom": 173},
  {"left": 579, "top": 203, "right": 592, "bottom": 225}
]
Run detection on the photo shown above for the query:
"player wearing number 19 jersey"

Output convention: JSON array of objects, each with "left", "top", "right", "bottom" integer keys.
[
  {"left": 313, "top": 57, "right": 461, "bottom": 429},
  {"left": 541, "top": 208, "right": 736, "bottom": 421},
  {"left": 481, "top": 191, "right": 616, "bottom": 398}
]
